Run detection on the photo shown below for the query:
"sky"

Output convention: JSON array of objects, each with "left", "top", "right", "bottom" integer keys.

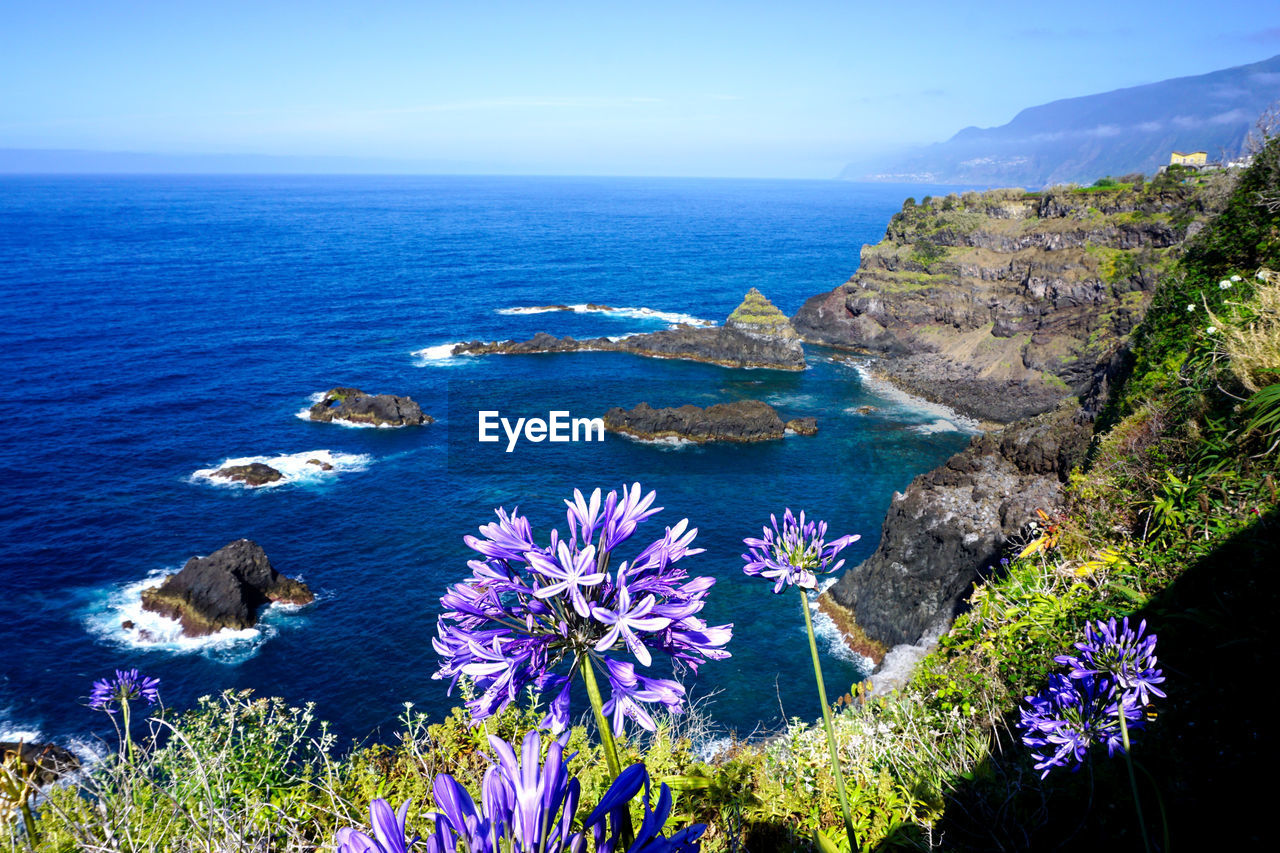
[{"left": 2, "top": 0, "right": 1279, "bottom": 177}]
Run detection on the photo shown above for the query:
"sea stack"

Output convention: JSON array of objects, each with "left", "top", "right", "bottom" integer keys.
[
  {"left": 308, "top": 387, "right": 433, "bottom": 427},
  {"left": 140, "top": 539, "right": 314, "bottom": 637}
]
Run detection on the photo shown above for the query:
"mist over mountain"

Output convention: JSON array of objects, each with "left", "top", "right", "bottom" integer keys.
[{"left": 847, "top": 54, "right": 1280, "bottom": 187}]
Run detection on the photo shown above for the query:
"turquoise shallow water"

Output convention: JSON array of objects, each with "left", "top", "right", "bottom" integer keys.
[{"left": 0, "top": 174, "right": 969, "bottom": 747}]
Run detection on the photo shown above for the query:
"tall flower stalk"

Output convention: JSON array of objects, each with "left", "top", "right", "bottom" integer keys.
[
  {"left": 742, "top": 509, "right": 859, "bottom": 850},
  {"left": 434, "top": 484, "right": 732, "bottom": 784}
]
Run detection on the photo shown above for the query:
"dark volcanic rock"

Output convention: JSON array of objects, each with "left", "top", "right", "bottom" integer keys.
[
  {"left": 140, "top": 539, "right": 313, "bottom": 637},
  {"left": 454, "top": 290, "right": 806, "bottom": 371},
  {"left": 785, "top": 417, "right": 819, "bottom": 436},
  {"left": 1, "top": 741, "right": 79, "bottom": 783},
  {"left": 604, "top": 400, "right": 802, "bottom": 443},
  {"left": 308, "top": 387, "right": 432, "bottom": 426},
  {"left": 825, "top": 402, "right": 1091, "bottom": 649},
  {"left": 212, "top": 462, "right": 284, "bottom": 487}
]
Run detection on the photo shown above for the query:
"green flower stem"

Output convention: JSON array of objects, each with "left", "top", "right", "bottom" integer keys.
[
  {"left": 800, "top": 588, "right": 857, "bottom": 850},
  {"left": 1118, "top": 710, "right": 1152, "bottom": 853},
  {"left": 20, "top": 799, "right": 39, "bottom": 847},
  {"left": 579, "top": 656, "right": 633, "bottom": 847},
  {"left": 579, "top": 657, "right": 621, "bottom": 779},
  {"left": 121, "top": 699, "right": 134, "bottom": 764}
]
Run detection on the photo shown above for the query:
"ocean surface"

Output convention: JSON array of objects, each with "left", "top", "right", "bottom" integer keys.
[{"left": 0, "top": 174, "right": 970, "bottom": 752}]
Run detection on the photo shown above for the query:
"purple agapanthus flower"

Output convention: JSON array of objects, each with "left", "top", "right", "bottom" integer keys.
[
  {"left": 587, "top": 762, "right": 706, "bottom": 853},
  {"left": 741, "top": 509, "right": 859, "bottom": 593},
  {"left": 1055, "top": 616, "right": 1166, "bottom": 707},
  {"left": 88, "top": 669, "right": 160, "bottom": 714},
  {"left": 342, "top": 730, "right": 704, "bottom": 853},
  {"left": 1019, "top": 672, "right": 1144, "bottom": 778},
  {"left": 434, "top": 484, "right": 732, "bottom": 736},
  {"left": 337, "top": 799, "right": 417, "bottom": 853}
]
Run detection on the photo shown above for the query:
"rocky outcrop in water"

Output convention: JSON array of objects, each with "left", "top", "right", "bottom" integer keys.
[
  {"left": 1, "top": 741, "right": 79, "bottom": 783},
  {"left": 308, "top": 387, "right": 432, "bottom": 426},
  {"left": 140, "top": 539, "right": 313, "bottom": 637},
  {"left": 603, "top": 400, "right": 812, "bottom": 443},
  {"left": 794, "top": 182, "right": 1223, "bottom": 422},
  {"left": 785, "top": 417, "right": 818, "bottom": 436},
  {"left": 823, "top": 401, "right": 1091, "bottom": 651},
  {"left": 212, "top": 462, "right": 284, "bottom": 487},
  {"left": 454, "top": 289, "right": 806, "bottom": 371}
]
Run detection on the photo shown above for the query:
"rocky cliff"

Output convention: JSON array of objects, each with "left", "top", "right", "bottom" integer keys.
[
  {"left": 814, "top": 176, "right": 1226, "bottom": 654},
  {"left": 795, "top": 179, "right": 1225, "bottom": 422},
  {"left": 825, "top": 401, "right": 1092, "bottom": 650}
]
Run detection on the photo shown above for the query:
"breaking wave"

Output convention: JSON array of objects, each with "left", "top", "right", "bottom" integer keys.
[
  {"left": 495, "top": 304, "right": 715, "bottom": 328},
  {"left": 191, "top": 450, "right": 371, "bottom": 489},
  {"left": 81, "top": 569, "right": 312, "bottom": 663},
  {"left": 411, "top": 342, "right": 473, "bottom": 365}
]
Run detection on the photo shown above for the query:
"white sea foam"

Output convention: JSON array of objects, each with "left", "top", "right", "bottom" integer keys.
[
  {"left": 191, "top": 449, "right": 371, "bottom": 489},
  {"left": 611, "top": 432, "right": 696, "bottom": 449},
  {"left": 694, "top": 736, "right": 735, "bottom": 763},
  {"left": 82, "top": 570, "right": 310, "bottom": 663},
  {"left": 411, "top": 342, "right": 473, "bottom": 365},
  {"left": 495, "top": 304, "right": 716, "bottom": 328},
  {"left": 867, "top": 619, "right": 950, "bottom": 697},
  {"left": 909, "top": 419, "right": 962, "bottom": 435},
  {"left": 765, "top": 392, "right": 819, "bottom": 409},
  {"left": 0, "top": 718, "right": 42, "bottom": 744},
  {"left": 843, "top": 360, "right": 982, "bottom": 434},
  {"left": 809, "top": 580, "right": 876, "bottom": 671}
]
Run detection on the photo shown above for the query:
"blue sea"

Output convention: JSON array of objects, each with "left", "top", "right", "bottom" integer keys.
[{"left": 0, "top": 174, "right": 970, "bottom": 751}]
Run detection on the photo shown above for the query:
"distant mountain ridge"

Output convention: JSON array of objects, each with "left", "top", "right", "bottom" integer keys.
[{"left": 847, "top": 54, "right": 1280, "bottom": 187}]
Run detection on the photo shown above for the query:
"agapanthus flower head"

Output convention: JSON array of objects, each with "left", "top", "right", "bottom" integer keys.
[
  {"left": 587, "top": 762, "right": 706, "bottom": 853},
  {"left": 1055, "top": 616, "right": 1166, "bottom": 707},
  {"left": 337, "top": 799, "right": 417, "bottom": 853},
  {"left": 741, "top": 509, "right": 859, "bottom": 593},
  {"left": 434, "top": 484, "right": 732, "bottom": 736},
  {"left": 341, "top": 730, "right": 704, "bottom": 853},
  {"left": 1019, "top": 672, "right": 1144, "bottom": 778},
  {"left": 88, "top": 669, "right": 160, "bottom": 714}
]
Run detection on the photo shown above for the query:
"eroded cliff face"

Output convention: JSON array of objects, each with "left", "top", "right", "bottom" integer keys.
[
  {"left": 826, "top": 401, "right": 1092, "bottom": 650},
  {"left": 795, "top": 182, "right": 1222, "bottom": 422}
]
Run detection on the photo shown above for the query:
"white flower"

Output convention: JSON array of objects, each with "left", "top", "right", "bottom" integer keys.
[
  {"left": 1260, "top": 271, "right": 1267, "bottom": 279},
  {"left": 1231, "top": 275, "right": 1242, "bottom": 282},
  {"left": 1206, "top": 326, "right": 1217, "bottom": 334},
  {"left": 1220, "top": 281, "right": 1232, "bottom": 290},
  {"left": 1187, "top": 304, "right": 1196, "bottom": 312}
]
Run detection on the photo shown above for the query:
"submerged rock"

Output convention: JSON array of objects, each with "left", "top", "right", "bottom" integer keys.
[
  {"left": 454, "top": 289, "right": 806, "bottom": 371},
  {"left": 212, "top": 462, "right": 284, "bottom": 487},
  {"left": 308, "top": 387, "right": 432, "bottom": 427},
  {"left": 140, "top": 539, "right": 313, "bottom": 637}
]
